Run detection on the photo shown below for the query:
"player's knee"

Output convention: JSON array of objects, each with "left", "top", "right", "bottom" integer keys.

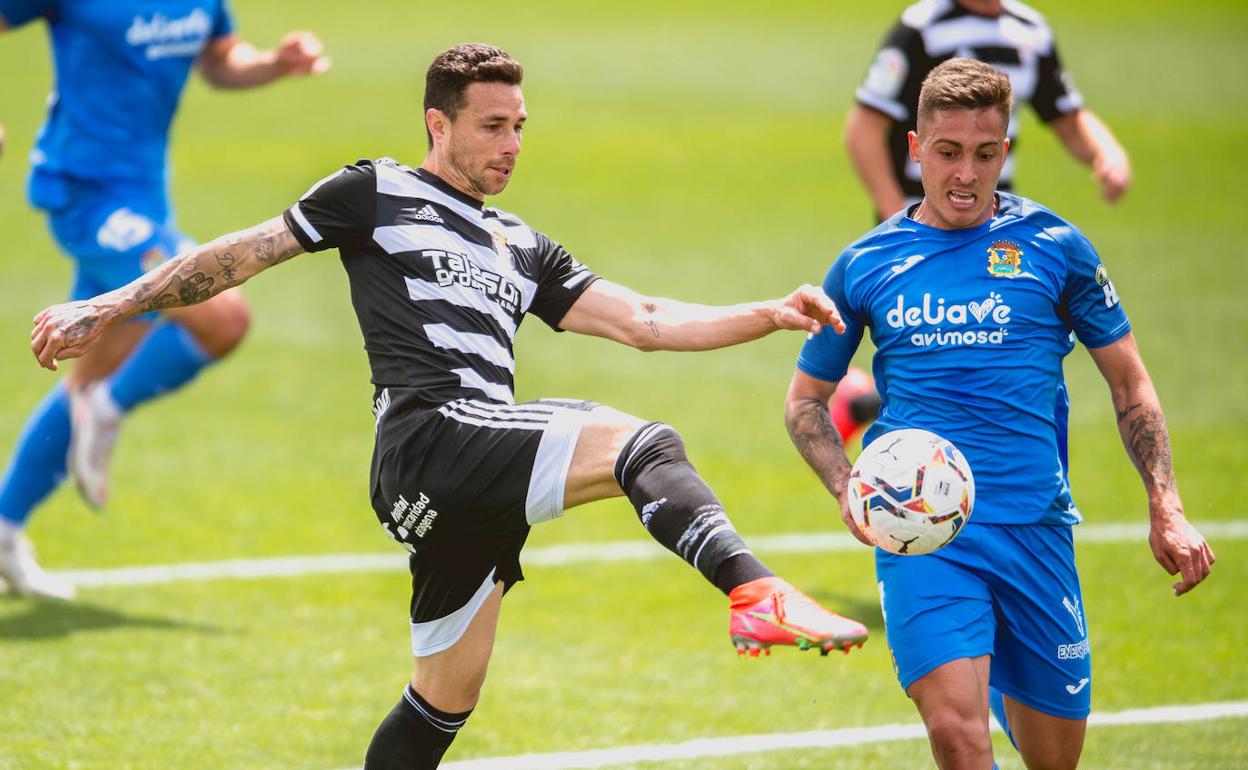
[
  {"left": 612, "top": 422, "right": 688, "bottom": 491},
  {"left": 408, "top": 677, "right": 482, "bottom": 714},
  {"left": 923, "top": 709, "right": 991, "bottom": 759},
  {"left": 1017, "top": 741, "right": 1081, "bottom": 770}
]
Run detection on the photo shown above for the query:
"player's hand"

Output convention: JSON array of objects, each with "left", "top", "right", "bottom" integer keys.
[
  {"left": 774, "top": 284, "right": 845, "bottom": 335},
  {"left": 275, "top": 31, "right": 331, "bottom": 77},
  {"left": 838, "top": 486, "right": 873, "bottom": 547},
  {"left": 30, "top": 301, "right": 113, "bottom": 371},
  {"left": 1093, "top": 149, "right": 1131, "bottom": 203},
  {"left": 1148, "top": 506, "right": 1215, "bottom": 596},
  {"left": 0, "top": 122, "right": 6, "bottom": 160}
]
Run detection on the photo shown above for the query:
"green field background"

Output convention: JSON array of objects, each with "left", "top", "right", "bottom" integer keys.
[{"left": 1, "top": 1, "right": 1245, "bottom": 768}]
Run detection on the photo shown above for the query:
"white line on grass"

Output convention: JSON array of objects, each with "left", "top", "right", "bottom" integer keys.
[
  {"left": 395, "top": 700, "right": 1248, "bottom": 770},
  {"left": 58, "top": 519, "right": 1248, "bottom": 588}
]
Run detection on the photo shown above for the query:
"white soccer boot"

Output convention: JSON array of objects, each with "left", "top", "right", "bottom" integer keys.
[
  {"left": 68, "top": 381, "right": 122, "bottom": 510},
  {"left": 0, "top": 529, "right": 76, "bottom": 601}
]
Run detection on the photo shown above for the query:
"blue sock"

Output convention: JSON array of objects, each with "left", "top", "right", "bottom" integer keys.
[
  {"left": 107, "top": 322, "right": 214, "bottom": 412},
  {"left": 0, "top": 382, "right": 72, "bottom": 527},
  {"left": 989, "top": 685, "right": 1017, "bottom": 750}
]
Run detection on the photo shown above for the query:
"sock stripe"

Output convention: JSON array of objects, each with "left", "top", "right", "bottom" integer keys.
[
  {"left": 402, "top": 686, "right": 470, "bottom": 734},
  {"left": 617, "top": 422, "right": 675, "bottom": 486}
]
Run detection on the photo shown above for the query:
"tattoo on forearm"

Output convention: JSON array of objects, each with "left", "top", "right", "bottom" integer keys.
[
  {"left": 124, "top": 217, "right": 301, "bottom": 314},
  {"left": 216, "top": 251, "right": 238, "bottom": 283},
  {"left": 1116, "top": 402, "right": 1143, "bottom": 423},
  {"left": 641, "top": 302, "right": 660, "bottom": 338},
  {"left": 786, "top": 397, "right": 851, "bottom": 496},
  {"left": 1125, "top": 406, "right": 1175, "bottom": 492}
]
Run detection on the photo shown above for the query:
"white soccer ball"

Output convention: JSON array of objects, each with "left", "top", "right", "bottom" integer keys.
[{"left": 847, "top": 428, "right": 975, "bottom": 555}]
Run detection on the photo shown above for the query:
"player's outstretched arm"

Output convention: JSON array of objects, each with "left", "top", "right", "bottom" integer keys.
[
  {"left": 784, "top": 369, "right": 872, "bottom": 546},
  {"left": 198, "top": 31, "right": 331, "bottom": 89},
  {"left": 558, "top": 279, "right": 844, "bottom": 352},
  {"left": 32, "top": 216, "right": 303, "bottom": 370},
  {"left": 1087, "top": 333, "right": 1214, "bottom": 595}
]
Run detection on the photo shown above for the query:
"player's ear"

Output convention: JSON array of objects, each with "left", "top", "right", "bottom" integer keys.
[
  {"left": 426, "top": 107, "right": 450, "bottom": 145},
  {"left": 907, "top": 130, "right": 921, "bottom": 163}
]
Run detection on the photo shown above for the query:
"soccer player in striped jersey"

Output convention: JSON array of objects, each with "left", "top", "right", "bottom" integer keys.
[
  {"left": 0, "top": 0, "right": 329, "bottom": 600},
  {"left": 787, "top": 59, "right": 1212, "bottom": 769},
  {"left": 846, "top": 0, "right": 1131, "bottom": 223},
  {"left": 31, "top": 43, "right": 870, "bottom": 769}
]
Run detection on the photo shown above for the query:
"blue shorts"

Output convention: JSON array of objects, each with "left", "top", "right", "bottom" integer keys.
[
  {"left": 876, "top": 522, "right": 1092, "bottom": 720},
  {"left": 30, "top": 169, "right": 195, "bottom": 312}
]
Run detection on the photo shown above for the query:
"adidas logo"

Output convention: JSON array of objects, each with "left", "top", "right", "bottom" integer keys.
[{"left": 413, "top": 204, "right": 443, "bottom": 224}]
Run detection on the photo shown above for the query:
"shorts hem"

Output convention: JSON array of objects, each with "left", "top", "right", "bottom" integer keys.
[
  {"left": 898, "top": 646, "right": 995, "bottom": 693},
  {"left": 992, "top": 682, "right": 1090, "bottom": 721}
]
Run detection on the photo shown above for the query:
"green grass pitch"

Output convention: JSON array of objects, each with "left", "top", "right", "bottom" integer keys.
[{"left": 1, "top": 1, "right": 1246, "bottom": 767}]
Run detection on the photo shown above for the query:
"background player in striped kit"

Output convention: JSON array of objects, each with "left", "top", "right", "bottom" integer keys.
[
  {"left": 30, "top": 43, "right": 871, "bottom": 769},
  {"left": 0, "top": 0, "right": 329, "bottom": 600},
  {"left": 845, "top": 0, "right": 1131, "bottom": 222},
  {"left": 789, "top": 58, "right": 1211, "bottom": 769}
]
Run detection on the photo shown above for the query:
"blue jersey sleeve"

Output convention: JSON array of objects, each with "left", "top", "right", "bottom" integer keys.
[
  {"left": 211, "top": 0, "right": 235, "bottom": 39},
  {"left": 796, "top": 249, "right": 865, "bottom": 382},
  {"left": 0, "top": 0, "right": 57, "bottom": 26},
  {"left": 1056, "top": 225, "right": 1131, "bottom": 348}
]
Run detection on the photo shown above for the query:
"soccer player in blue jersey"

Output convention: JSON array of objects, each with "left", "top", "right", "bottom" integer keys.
[
  {"left": 0, "top": 1, "right": 329, "bottom": 599},
  {"left": 786, "top": 58, "right": 1214, "bottom": 769}
]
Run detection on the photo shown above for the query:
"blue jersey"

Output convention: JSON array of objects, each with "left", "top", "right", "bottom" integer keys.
[
  {"left": 798, "top": 193, "right": 1130, "bottom": 525},
  {"left": 0, "top": 0, "right": 234, "bottom": 183}
]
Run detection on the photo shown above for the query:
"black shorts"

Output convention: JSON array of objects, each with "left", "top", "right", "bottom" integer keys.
[{"left": 369, "top": 390, "right": 599, "bottom": 645}]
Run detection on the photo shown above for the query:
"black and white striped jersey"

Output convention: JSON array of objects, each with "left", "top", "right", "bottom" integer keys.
[
  {"left": 856, "top": 0, "right": 1084, "bottom": 198},
  {"left": 282, "top": 158, "right": 598, "bottom": 409}
]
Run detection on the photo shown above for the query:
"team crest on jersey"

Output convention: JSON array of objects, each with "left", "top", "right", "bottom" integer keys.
[{"left": 986, "top": 240, "right": 1024, "bottom": 278}]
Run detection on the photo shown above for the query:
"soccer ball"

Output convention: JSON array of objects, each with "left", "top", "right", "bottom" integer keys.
[{"left": 847, "top": 429, "right": 974, "bottom": 555}]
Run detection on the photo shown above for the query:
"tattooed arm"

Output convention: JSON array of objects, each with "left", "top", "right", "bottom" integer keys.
[
  {"left": 1088, "top": 333, "right": 1215, "bottom": 595},
  {"left": 32, "top": 216, "right": 303, "bottom": 370},
  {"left": 558, "top": 279, "right": 845, "bottom": 352},
  {"left": 784, "top": 369, "right": 872, "bottom": 546}
]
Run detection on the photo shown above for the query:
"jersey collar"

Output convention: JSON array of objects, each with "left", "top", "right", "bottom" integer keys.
[{"left": 413, "top": 168, "right": 486, "bottom": 211}]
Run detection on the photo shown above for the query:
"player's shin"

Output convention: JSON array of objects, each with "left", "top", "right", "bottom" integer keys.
[
  {"left": 612, "top": 422, "right": 771, "bottom": 594},
  {"left": 363, "top": 684, "right": 472, "bottom": 770}
]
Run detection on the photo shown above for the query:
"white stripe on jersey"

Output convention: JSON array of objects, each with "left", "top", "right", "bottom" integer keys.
[
  {"left": 451, "top": 368, "right": 514, "bottom": 404},
  {"left": 289, "top": 204, "right": 324, "bottom": 244},
  {"left": 405, "top": 276, "right": 518, "bottom": 338},
  {"left": 374, "top": 223, "right": 469, "bottom": 256},
  {"left": 376, "top": 162, "right": 490, "bottom": 226},
  {"left": 423, "top": 323, "right": 515, "bottom": 373},
  {"left": 922, "top": 15, "right": 1053, "bottom": 55},
  {"left": 381, "top": 229, "right": 539, "bottom": 319}
]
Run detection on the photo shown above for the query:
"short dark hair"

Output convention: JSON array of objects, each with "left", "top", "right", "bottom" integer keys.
[
  {"left": 424, "top": 43, "right": 524, "bottom": 147},
  {"left": 917, "top": 58, "right": 1012, "bottom": 132}
]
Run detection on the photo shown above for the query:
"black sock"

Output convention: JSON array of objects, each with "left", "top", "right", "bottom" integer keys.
[
  {"left": 363, "top": 684, "right": 472, "bottom": 770},
  {"left": 614, "top": 423, "right": 773, "bottom": 594}
]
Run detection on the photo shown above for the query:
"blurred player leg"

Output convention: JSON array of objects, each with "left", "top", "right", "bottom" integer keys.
[
  {"left": 567, "top": 407, "right": 868, "bottom": 654},
  {"left": 0, "top": 318, "right": 146, "bottom": 599},
  {"left": 69, "top": 267, "right": 250, "bottom": 509}
]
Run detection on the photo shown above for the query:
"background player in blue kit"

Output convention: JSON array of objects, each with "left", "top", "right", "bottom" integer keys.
[
  {"left": 785, "top": 58, "right": 1214, "bottom": 769},
  {"left": 0, "top": 0, "right": 329, "bottom": 599}
]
